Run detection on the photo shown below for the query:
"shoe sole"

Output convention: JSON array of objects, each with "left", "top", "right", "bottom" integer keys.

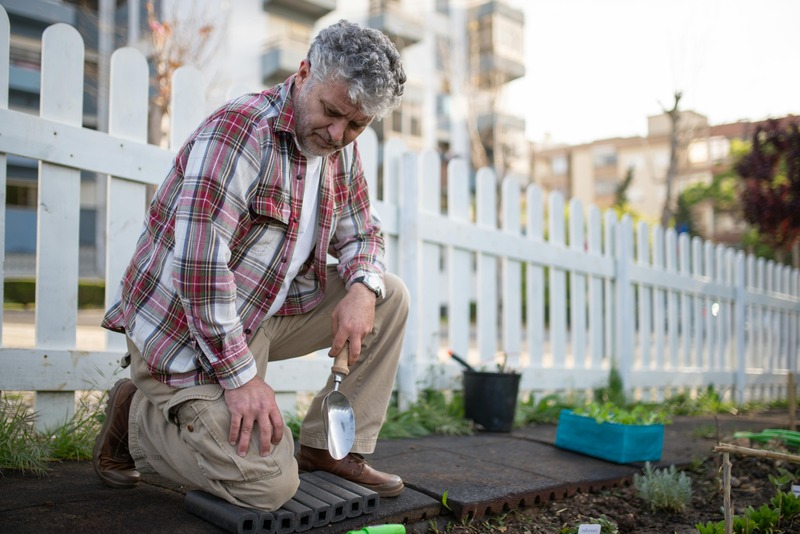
[{"left": 92, "top": 379, "right": 139, "bottom": 489}]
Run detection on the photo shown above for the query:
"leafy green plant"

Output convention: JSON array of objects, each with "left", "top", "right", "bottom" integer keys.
[
  {"left": 742, "top": 504, "right": 780, "bottom": 532},
  {"left": 695, "top": 520, "right": 726, "bottom": 534},
  {"left": 593, "top": 365, "right": 626, "bottom": 407},
  {"left": 573, "top": 402, "right": 671, "bottom": 426},
  {"left": 379, "top": 389, "right": 472, "bottom": 439},
  {"left": 634, "top": 462, "right": 693, "bottom": 513},
  {"left": 515, "top": 393, "right": 576, "bottom": 425},
  {"left": 771, "top": 491, "right": 800, "bottom": 523}
]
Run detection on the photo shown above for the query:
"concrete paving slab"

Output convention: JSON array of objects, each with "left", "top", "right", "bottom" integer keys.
[{"left": 0, "top": 461, "right": 223, "bottom": 533}]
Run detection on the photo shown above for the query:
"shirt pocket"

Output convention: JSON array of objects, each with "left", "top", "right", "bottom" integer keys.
[
  {"left": 247, "top": 195, "right": 291, "bottom": 257},
  {"left": 250, "top": 195, "right": 290, "bottom": 226}
]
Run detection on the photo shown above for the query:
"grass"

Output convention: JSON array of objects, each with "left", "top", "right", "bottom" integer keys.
[{"left": 0, "top": 391, "right": 105, "bottom": 476}]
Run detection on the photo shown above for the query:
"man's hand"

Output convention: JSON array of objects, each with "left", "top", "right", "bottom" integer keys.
[
  {"left": 330, "top": 282, "right": 376, "bottom": 365},
  {"left": 224, "top": 376, "right": 283, "bottom": 457}
]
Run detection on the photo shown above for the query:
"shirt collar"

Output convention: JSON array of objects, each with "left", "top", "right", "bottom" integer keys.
[{"left": 271, "top": 74, "right": 299, "bottom": 136}]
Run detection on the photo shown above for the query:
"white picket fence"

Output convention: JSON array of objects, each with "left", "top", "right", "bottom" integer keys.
[{"left": 1, "top": 9, "right": 798, "bottom": 430}]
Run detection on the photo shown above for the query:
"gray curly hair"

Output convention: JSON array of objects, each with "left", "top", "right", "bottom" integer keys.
[{"left": 307, "top": 19, "right": 406, "bottom": 119}]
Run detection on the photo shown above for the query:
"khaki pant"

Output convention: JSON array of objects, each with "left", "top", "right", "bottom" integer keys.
[{"left": 127, "top": 268, "right": 409, "bottom": 511}]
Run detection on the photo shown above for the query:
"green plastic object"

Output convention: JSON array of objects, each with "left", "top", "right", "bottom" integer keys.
[
  {"left": 733, "top": 428, "right": 800, "bottom": 448},
  {"left": 347, "top": 525, "right": 406, "bottom": 534}
]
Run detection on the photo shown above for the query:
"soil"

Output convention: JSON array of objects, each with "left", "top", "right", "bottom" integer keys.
[{"left": 442, "top": 450, "right": 800, "bottom": 533}]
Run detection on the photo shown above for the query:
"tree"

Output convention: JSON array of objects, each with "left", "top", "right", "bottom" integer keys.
[
  {"left": 613, "top": 166, "right": 635, "bottom": 210},
  {"left": 660, "top": 91, "right": 682, "bottom": 228},
  {"left": 146, "top": 0, "right": 226, "bottom": 145},
  {"left": 736, "top": 119, "right": 800, "bottom": 263}
]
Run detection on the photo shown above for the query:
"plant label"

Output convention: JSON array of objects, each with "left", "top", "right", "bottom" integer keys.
[
  {"left": 792, "top": 484, "right": 800, "bottom": 497},
  {"left": 578, "top": 525, "right": 602, "bottom": 534}
]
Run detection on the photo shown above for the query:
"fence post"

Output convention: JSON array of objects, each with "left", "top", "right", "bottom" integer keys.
[
  {"left": 615, "top": 215, "right": 634, "bottom": 395},
  {"left": 397, "top": 152, "right": 419, "bottom": 409},
  {"left": 734, "top": 251, "right": 746, "bottom": 404},
  {"left": 34, "top": 24, "right": 84, "bottom": 431}
]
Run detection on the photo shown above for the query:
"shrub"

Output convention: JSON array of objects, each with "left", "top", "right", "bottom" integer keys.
[
  {"left": 4, "top": 278, "right": 106, "bottom": 309},
  {"left": 634, "top": 462, "right": 693, "bottom": 513}
]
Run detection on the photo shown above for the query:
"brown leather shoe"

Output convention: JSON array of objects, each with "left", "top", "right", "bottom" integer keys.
[
  {"left": 93, "top": 378, "right": 141, "bottom": 489},
  {"left": 296, "top": 445, "right": 404, "bottom": 498}
]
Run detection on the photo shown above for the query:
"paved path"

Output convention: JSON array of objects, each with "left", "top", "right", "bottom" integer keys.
[{"left": 0, "top": 411, "right": 791, "bottom": 533}]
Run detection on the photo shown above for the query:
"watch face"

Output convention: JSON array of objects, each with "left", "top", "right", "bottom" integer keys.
[{"left": 364, "top": 274, "right": 382, "bottom": 297}]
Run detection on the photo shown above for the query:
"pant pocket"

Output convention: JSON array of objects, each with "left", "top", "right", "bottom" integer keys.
[{"left": 173, "top": 387, "right": 283, "bottom": 484}]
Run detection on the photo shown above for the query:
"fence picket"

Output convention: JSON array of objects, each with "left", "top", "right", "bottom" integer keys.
[
  {"left": 568, "top": 197, "right": 586, "bottom": 369},
  {"left": 0, "top": 6, "right": 8, "bottom": 338},
  {"left": 476, "top": 168, "right": 498, "bottom": 367},
  {"left": 636, "top": 221, "right": 652, "bottom": 369},
  {"left": 526, "top": 185, "right": 545, "bottom": 369},
  {"left": 502, "top": 177, "right": 522, "bottom": 370},
  {"left": 419, "top": 149, "right": 442, "bottom": 378},
  {"left": 447, "top": 158, "right": 472, "bottom": 367},
  {"left": 588, "top": 206, "right": 603, "bottom": 370},
  {"left": 691, "top": 237, "right": 704, "bottom": 368},
  {"left": 548, "top": 192, "right": 567, "bottom": 368},
  {"left": 33, "top": 24, "right": 85, "bottom": 429},
  {"left": 105, "top": 47, "right": 150, "bottom": 352}
]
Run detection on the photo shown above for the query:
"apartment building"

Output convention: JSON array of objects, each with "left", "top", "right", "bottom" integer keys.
[
  {"left": 2, "top": 0, "right": 526, "bottom": 277},
  {"left": 532, "top": 109, "right": 713, "bottom": 221},
  {"left": 532, "top": 111, "right": 800, "bottom": 245}
]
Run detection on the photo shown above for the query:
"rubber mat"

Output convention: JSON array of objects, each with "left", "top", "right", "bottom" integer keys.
[{"left": 185, "top": 471, "right": 380, "bottom": 533}]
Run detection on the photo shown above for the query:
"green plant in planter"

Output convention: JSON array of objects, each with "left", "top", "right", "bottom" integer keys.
[{"left": 572, "top": 401, "right": 672, "bottom": 426}]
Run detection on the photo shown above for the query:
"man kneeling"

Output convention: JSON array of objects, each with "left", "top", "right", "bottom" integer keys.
[{"left": 94, "top": 19, "right": 408, "bottom": 511}]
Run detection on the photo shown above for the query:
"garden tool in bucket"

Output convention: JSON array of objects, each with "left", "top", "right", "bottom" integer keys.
[{"left": 322, "top": 345, "right": 355, "bottom": 460}]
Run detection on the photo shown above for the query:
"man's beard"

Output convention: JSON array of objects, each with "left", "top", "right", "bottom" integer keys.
[{"left": 294, "top": 84, "right": 343, "bottom": 157}]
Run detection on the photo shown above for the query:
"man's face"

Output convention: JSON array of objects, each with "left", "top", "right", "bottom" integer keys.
[{"left": 292, "top": 60, "right": 374, "bottom": 157}]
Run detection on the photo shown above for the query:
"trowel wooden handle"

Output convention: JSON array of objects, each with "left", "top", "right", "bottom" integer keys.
[{"left": 332, "top": 344, "right": 350, "bottom": 376}]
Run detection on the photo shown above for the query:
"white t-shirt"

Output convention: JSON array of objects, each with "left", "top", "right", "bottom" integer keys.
[{"left": 266, "top": 154, "right": 322, "bottom": 316}]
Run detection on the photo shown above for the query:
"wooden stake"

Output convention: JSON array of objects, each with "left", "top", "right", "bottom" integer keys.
[
  {"left": 790, "top": 372, "right": 796, "bottom": 431},
  {"left": 722, "top": 452, "right": 732, "bottom": 534},
  {"left": 714, "top": 442, "right": 800, "bottom": 464}
]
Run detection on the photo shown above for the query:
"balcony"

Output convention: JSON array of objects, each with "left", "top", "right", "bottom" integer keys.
[
  {"left": 470, "top": 0, "right": 525, "bottom": 88},
  {"left": 367, "top": 0, "right": 424, "bottom": 50},
  {"left": 261, "top": 36, "right": 309, "bottom": 87},
  {"left": 262, "top": 0, "right": 336, "bottom": 22}
]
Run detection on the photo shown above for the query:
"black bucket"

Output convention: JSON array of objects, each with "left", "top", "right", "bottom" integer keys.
[{"left": 463, "top": 370, "right": 521, "bottom": 432}]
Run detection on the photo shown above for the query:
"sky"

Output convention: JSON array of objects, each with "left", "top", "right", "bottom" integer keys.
[{"left": 507, "top": 0, "right": 800, "bottom": 146}]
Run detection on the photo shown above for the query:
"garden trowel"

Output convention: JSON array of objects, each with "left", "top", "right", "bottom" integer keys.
[{"left": 321, "top": 345, "right": 355, "bottom": 460}]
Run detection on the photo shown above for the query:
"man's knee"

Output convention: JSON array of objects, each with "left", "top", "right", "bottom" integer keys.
[
  {"left": 382, "top": 272, "right": 410, "bottom": 318},
  {"left": 229, "top": 456, "right": 300, "bottom": 511}
]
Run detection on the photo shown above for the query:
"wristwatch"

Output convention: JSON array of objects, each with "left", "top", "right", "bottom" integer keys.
[{"left": 353, "top": 273, "right": 384, "bottom": 299}]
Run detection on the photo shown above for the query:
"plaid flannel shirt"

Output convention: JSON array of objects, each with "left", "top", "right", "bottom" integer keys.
[{"left": 102, "top": 76, "right": 385, "bottom": 390}]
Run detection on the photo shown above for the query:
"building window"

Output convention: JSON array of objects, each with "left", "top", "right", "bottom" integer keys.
[
  {"left": 595, "top": 180, "right": 617, "bottom": 196},
  {"left": 592, "top": 145, "right": 617, "bottom": 167},
  {"left": 709, "top": 136, "right": 730, "bottom": 164},
  {"left": 688, "top": 140, "right": 709, "bottom": 164},
  {"left": 551, "top": 155, "right": 568, "bottom": 176},
  {"left": 391, "top": 108, "right": 402, "bottom": 133}
]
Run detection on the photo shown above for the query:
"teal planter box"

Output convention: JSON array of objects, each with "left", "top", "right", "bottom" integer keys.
[{"left": 555, "top": 409, "right": 664, "bottom": 464}]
